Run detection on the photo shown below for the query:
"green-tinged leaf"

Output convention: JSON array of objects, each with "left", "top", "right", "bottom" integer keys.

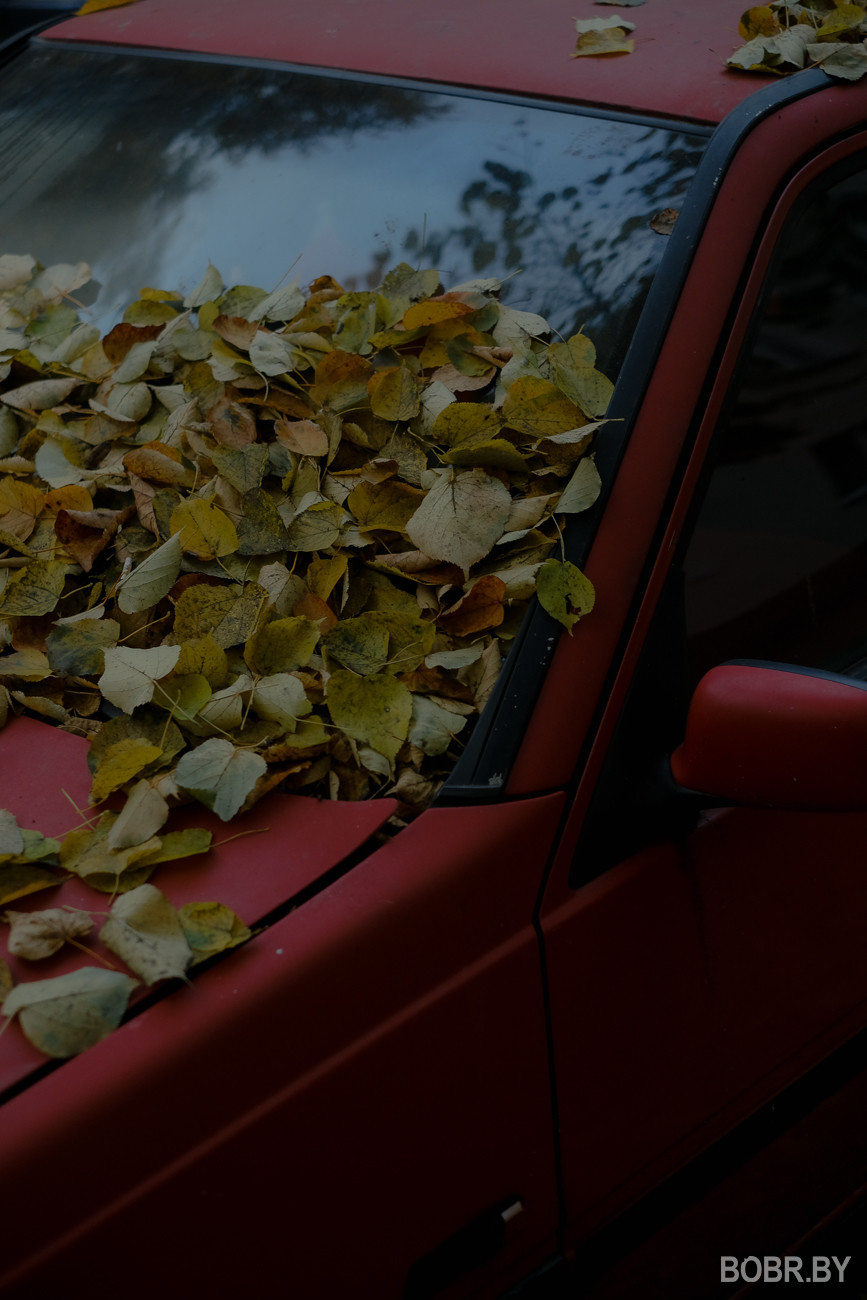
[
  {"left": 178, "top": 900, "right": 251, "bottom": 964},
  {"left": 536, "top": 558, "right": 595, "bottom": 632},
  {"left": 442, "top": 439, "right": 528, "bottom": 471},
  {"left": 408, "top": 694, "right": 468, "bottom": 756},
  {"left": 0, "top": 561, "right": 67, "bottom": 617},
  {"left": 557, "top": 457, "right": 602, "bottom": 514},
  {"left": 286, "top": 500, "right": 343, "bottom": 551},
  {"left": 60, "top": 812, "right": 162, "bottom": 888},
  {"left": 184, "top": 263, "right": 223, "bottom": 309},
  {"left": 245, "top": 616, "right": 320, "bottom": 674},
  {"left": 236, "top": 487, "right": 290, "bottom": 556},
  {"left": 326, "top": 670, "right": 412, "bottom": 761},
  {"left": 116, "top": 532, "right": 183, "bottom": 614},
  {"left": 0, "top": 808, "right": 24, "bottom": 859},
  {"left": 347, "top": 478, "right": 425, "bottom": 533},
  {"left": 107, "top": 778, "right": 171, "bottom": 851},
  {"left": 154, "top": 673, "right": 212, "bottom": 723},
  {"left": 2, "top": 967, "right": 138, "bottom": 1058},
  {"left": 175, "top": 738, "right": 267, "bottom": 821},
  {"left": 98, "top": 644, "right": 181, "bottom": 713},
  {"left": 99, "top": 884, "right": 192, "bottom": 985},
  {"left": 45, "top": 618, "right": 120, "bottom": 676},
  {"left": 250, "top": 280, "right": 305, "bottom": 323},
  {"left": 210, "top": 442, "right": 269, "bottom": 494},
  {"left": 251, "top": 673, "right": 311, "bottom": 729},
  {"left": 323, "top": 614, "right": 391, "bottom": 675},
  {"left": 141, "top": 827, "right": 213, "bottom": 866}
]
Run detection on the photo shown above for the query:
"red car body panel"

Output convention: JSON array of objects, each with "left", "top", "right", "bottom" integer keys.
[
  {"left": 2, "top": 2, "right": 867, "bottom": 1294},
  {"left": 47, "top": 0, "right": 774, "bottom": 126},
  {"left": 0, "top": 716, "right": 397, "bottom": 1092},
  {"left": 534, "top": 92, "right": 867, "bottom": 1241},
  {"left": 0, "top": 774, "right": 566, "bottom": 1296}
]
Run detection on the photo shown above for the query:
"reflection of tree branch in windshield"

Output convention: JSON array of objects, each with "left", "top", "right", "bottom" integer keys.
[
  {"left": 403, "top": 133, "right": 701, "bottom": 370},
  {"left": 0, "top": 47, "right": 446, "bottom": 310}
]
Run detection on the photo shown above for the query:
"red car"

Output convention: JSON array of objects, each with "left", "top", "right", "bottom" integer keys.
[{"left": 1, "top": 2, "right": 866, "bottom": 1295}]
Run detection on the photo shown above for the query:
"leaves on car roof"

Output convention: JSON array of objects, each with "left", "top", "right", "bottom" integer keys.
[
  {"left": 572, "top": 15, "right": 637, "bottom": 57},
  {"left": 729, "top": 3, "right": 867, "bottom": 80}
]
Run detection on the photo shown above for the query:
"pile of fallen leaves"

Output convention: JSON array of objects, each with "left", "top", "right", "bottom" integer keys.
[
  {"left": 0, "top": 254, "right": 605, "bottom": 1054},
  {"left": 728, "top": 2, "right": 867, "bottom": 80}
]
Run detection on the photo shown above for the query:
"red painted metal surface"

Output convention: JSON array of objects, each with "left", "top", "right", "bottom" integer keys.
[
  {"left": 46, "top": 0, "right": 776, "bottom": 125},
  {"left": 0, "top": 791, "right": 564, "bottom": 1297},
  {"left": 671, "top": 664, "right": 867, "bottom": 809},
  {"left": 509, "top": 96, "right": 867, "bottom": 806},
  {"left": 534, "top": 93, "right": 867, "bottom": 1242},
  {"left": 0, "top": 715, "right": 396, "bottom": 1094}
]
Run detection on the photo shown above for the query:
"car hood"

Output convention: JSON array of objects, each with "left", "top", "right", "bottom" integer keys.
[{"left": 0, "top": 714, "right": 396, "bottom": 1094}]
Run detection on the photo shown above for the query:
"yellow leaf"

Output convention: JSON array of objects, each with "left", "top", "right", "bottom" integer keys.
[
  {"left": 738, "top": 5, "right": 781, "bottom": 39},
  {"left": 0, "top": 863, "right": 64, "bottom": 906},
  {"left": 502, "top": 376, "right": 586, "bottom": 440},
  {"left": 432, "top": 403, "right": 503, "bottom": 449},
  {"left": 77, "top": 0, "right": 142, "bottom": 12},
  {"left": 402, "top": 300, "right": 474, "bottom": 329},
  {"left": 170, "top": 497, "right": 239, "bottom": 559},
  {"left": 535, "top": 557, "right": 595, "bottom": 633},
  {"left": 178, "top": 901, "right": 251, "bottom": 965},
  {"left": 307, "top": 553, "right": 347, "bottom": 601},
  {"left": 348, "top": 478, "right": 425, "bottom": 533},
  {"left": 90, "top": 738, "right": 163, "bottom": 803},
  {"left": 0, "top": 476, "right": 45, "bottom": 541},
  {"left": 175, "top": 633, "right": 229, "bottom": 687},
  {"left": 367, "top": 366, "right": 420, "bottom": 421}
]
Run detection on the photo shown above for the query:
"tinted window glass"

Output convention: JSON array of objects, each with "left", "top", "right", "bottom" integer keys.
[
  {"left": 0, "top": 45, "right": 703, "bottom": 373},
  {"left": 684, "top": 164, "right": 867, "bottom": 682}
]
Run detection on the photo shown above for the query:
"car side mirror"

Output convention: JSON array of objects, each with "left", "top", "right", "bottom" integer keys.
[{"left": 669, "top": 661, "right": 867, "bottom": 811}]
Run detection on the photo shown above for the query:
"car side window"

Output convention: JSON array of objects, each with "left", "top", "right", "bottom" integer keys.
[
  {"left": 683, "top": 161, "right": 867, "bottom": 687},
  {"left": 572, "top": 154, "right": 867, "bottom": 884}
]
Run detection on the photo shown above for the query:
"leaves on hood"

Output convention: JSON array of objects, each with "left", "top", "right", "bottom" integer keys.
[
  {"left": 4, "top": 906, "right": 92, "bottom": 959},
  {"left": 99, "top": 884, "right": 193, "bottom": 985},
  {"left": 177, "top": 900, "right": 251, "bottom": 965},
  {"left": 0, "top": 256, "right": 609, "bottom": 825},
  {"left": 2, "top": 966, "right": 138, "bottom": 1058},
  {"left": 0, "top": 257, "right": 611, "bottom": 1057},
  {"left": 728, "top": 3, "right": 867, "bottom": 80}
]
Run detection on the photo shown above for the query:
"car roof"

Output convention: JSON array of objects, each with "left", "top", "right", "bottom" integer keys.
[{"left": 45, "top": 0, "right": 779, "bottom": 126}]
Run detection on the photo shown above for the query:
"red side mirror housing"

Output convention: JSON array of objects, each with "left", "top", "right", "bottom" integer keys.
[{"left": 669, "top": 662, "right": 867, "bottom": 811}]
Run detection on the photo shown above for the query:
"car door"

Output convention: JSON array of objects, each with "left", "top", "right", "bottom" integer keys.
[{"left": 525, "top": 85, "right": 867, "bottom": 1247}]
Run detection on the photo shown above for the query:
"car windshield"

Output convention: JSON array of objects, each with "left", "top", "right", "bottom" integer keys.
[{"left": 0, "top": 44, "right": 704, "bottom": 374}]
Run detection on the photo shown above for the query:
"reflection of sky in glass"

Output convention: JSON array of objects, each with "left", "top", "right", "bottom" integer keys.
[{"left": 0, "top": 48, "right": 705, "bottom": 371}]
